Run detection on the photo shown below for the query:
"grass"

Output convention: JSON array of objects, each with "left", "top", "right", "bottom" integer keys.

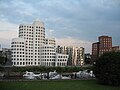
[{"left": 0, "top": 80, "right": 120, "bottom": 90}]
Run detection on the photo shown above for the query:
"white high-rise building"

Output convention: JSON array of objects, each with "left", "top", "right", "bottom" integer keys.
[{"left": 11, "top": 20, "right": 68, "bottom": 67}]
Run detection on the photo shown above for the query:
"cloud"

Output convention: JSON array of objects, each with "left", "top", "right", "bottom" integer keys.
[
  {"left": 10, "top": 0, "right": 37, "bottom": 16},
  {"left": 0, "top": 19, "right": 18, "bottom": 31},
  {"left": 0, "top": 19, "right": 18, "bottom": 48},
  {"left": 0, "top": 38, "right": 11, "bottom": 48},
  {"left": 56, "top": 37, "right": 92, "bottom": 53},
  {"left": 45, "top": 29, "right": 55, "bottom": 38},
  {"left": 0, "top": 0, "right": 38, "bottom": 24},
  {"left": 0, "top": 0, "right": 120, "bottom": 51}
]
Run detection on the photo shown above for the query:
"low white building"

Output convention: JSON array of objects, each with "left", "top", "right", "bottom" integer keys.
[
  {"left": 55, "top": 53, "right": 68, "bottom": 67},
  {"left": 40, "top": 44, "right": 56, "bottom": 66},
  {"left": 44, "top": 38, "right": 56, "bottom": 47},
  {"left": 40, "top": 45, "right": 68, "bottom": 67}
]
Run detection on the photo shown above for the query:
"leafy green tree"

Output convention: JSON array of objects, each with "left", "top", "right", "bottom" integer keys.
[{"left": 94, "top": 52, "right": 120, "bottom": 86}]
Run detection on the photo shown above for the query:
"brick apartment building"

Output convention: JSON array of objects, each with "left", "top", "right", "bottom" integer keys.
[{"left": 92, "top": 35, "right": 120, "bottom": 62}]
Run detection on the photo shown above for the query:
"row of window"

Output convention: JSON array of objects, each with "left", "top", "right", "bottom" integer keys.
[
  {"left": 19, "top": 31, "right": 45, "bottom": 35},
  {"left": 41, "top": 56, "right": 55, "bottom": 58},
  {"left": 57, "top": 59, "right": 67, "bottom": 61},
  {"left": 100, "top": 38, "right": 111, "bottom": 41},
  {"left": 12, "top": 52, "right": 24, "bottom": 54},
  {"left": 12, "top": 58, "right": 41, "bottom": 61},
  {"left": 13, "top": 62, "right": 40, "bottom": 65},
  {"left": 12, "top": 58, "right": 25, "bottom": 61},
  {"left": 12, "top": 47, "right": 46, "bottom": 51},
  {"left": 45, "top": 40, "right": 55, "bottom": 43},
  {"left": 26, "top": 38, "right": 44, "bottom": 43},
  {"left": 12, "top": 49, "right": 33, "bottom": 52},
  {"left": 11, "top": 45, "right": 24, "bottom": 47},
  {"left": 41, "top": 46, "right": 54, "bottom": 49},
  {"left": 12, "top": 55, "right": 25, "bottom": 57},
  {"left": 12, "top": 55, "right": 41, "bottom": 58},
  {"left": 45, "top": 42, "right": 55, "bottom": 45},
  {"left": 11, "top": 48, "right": 24, "bottom": 51},
  {"left": 19, "top": 26, "right": 45, "bottom": 29},
  {"left": 41, "top": 53, "right": 56, "bottom": 55},
  {"left": 19, "top": 35, "right": 33, "bottom": 37},
  {"left": 12, "top": 42, "right": 24, "bottom": 44},
  {"left": 58, "top": 56, "right": 68, "bottom": 58},
  {"left": 99, "top": 49, "right": 111, "bottom": 52},
  {"left": 41, "top": 59, "right": 55, "bottom": 61},
  {"left": 19, "top": 28, "right": 45, "bottom": 30},
  {"left": 41, "top": 50, "right": 55, "bottom": 52},
  {"left": 20, "top": 35, "right": 45, "bottom": 38},
  {"left": 12, "top": 57, "right": 67, "bottom": 61},
  {"left": 13, "top": 62, "right": 67, "bottom": 66}
]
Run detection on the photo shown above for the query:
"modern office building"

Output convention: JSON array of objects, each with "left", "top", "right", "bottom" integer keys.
[
  {"left": 72, "top": 47, "right": 84, "bottom": 66},
  {"left": 56, "top": 45, "right": 84, "bottom": 66},
  {"left": 11, "top": 20, "right": 68, "bottom": 67}
]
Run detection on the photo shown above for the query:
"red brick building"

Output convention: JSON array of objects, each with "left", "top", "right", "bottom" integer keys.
[
  {"left": 92, "top": 35, "right": 119, "bottom": 62},
  {"left": 92, "top": 42, "right": 99, "bottom": 61},
  {"left": 98, "top": 36, "right": 112, "bottom": 56}
]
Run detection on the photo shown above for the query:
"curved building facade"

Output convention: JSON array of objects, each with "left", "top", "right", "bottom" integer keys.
[
  {"left": 11, "top": 38, "right": 26, "bottom": 66},
  {"left": 11, "top": 20, "right": 68, "bottom": 67}
]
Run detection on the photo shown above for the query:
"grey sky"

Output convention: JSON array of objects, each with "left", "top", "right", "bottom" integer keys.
[{"left": 0, "top": 0, "right": 120, "bottom": 53}]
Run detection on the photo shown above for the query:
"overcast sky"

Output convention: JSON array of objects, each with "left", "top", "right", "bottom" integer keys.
[{"left": 0, "top": 0, "right": 120, "bottom": 53}]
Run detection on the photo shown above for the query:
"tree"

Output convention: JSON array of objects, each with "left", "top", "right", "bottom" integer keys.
[
  {"left": 0, "top": 56, "right": 7, "bottom": 65},
  {"left": 94, "top": 52, "right": 120, "bottom": 86}
]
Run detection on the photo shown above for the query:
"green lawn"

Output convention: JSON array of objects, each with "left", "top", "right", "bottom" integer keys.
[{"left": 0, "top": 80, "right": 119, "bottom": 90}]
